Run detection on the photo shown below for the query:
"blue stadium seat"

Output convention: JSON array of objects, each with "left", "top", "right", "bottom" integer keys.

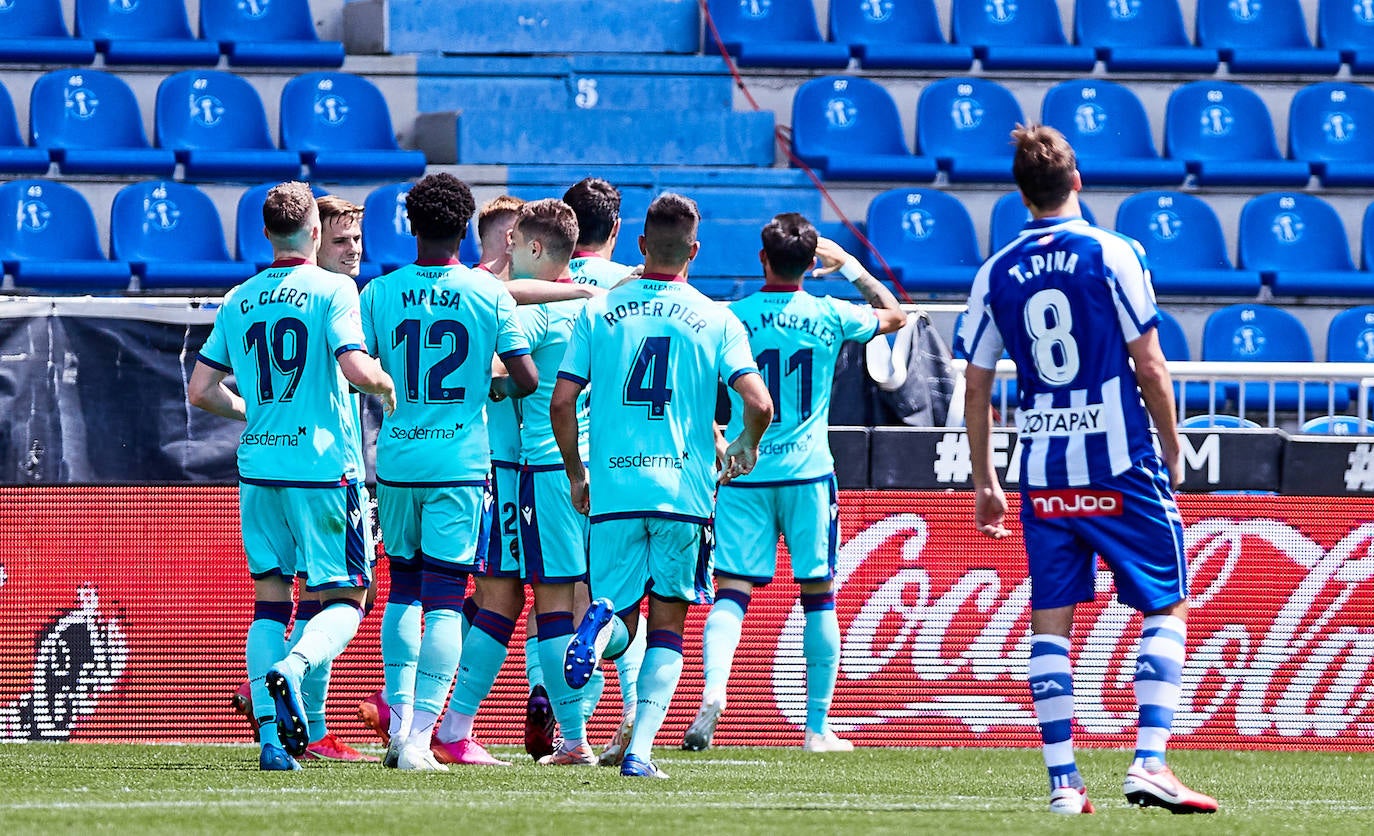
[
  {"left": 0, "top": 0, "right": 97, "bottom": 64},
  {"left": 828, "top": 0, "right": 973, "bottom": 70},
  {"left": 1300, "top": 415, "right": 1374, "bottom": 435},
  {"left": 199, "top": 0, "right": 345, "bottom": 67},
  {"left": 815, "top": 219, "right": 866, "bottom": 264},
  {"left": 1326, "top": 305, "right": 1374, "bottom": 405},
  {"left": 1319, "top": 0, "right": 1374, "bottom": 74},
  {"left": 29, "top": 70, "right": 177, "bottom": 177},
  {"left": 0, "top": 82, "right": 51, "bottom": 175},
  {"left": 280, "top": 73, "right": 427, "bottom": 181},
  {"left": 110, "top": 181, "right": 256, "bottom": 291},
  {"left": 0, "top": 180, "right": 130, "bottom": 292},
  {"left": 1156, "top": 308, "right": 1214, "bottom": 409},
  {"left": 1115, "top": 191, "right": 1261, "bottom": 296},
  {"left": 1201, "top": 304, "right": 1345, "bottom": 412},
  {"left": 865, "top": 188, "right": 980, "bottom": 294},
  {"left": 1073, "top": 0, "right": 1218, "bottom": 73},
  {"left": 1040, "top": 80, "right": 1186, "bottom": 187},
  {"left": 916, "top": 78, "right": 1023, "bottom": 183},
  {"left": 362, "top": 183, "right": 418, "bottom": 274},
  {"left": 790, "top": 76, "right": 937, "bottom": 181},
  {"left": 950, "top": 0, "right": 1094, "bottom": 70},
  {"left": 705, "top": 0, "right": 851, "bottom": 68},
  {"left": 1179, "top": 413, "right": 1262, "bottom": 429},
  {"left": 74, "top": 0, "right": 221, "bottom": 65},
  {"left": 235, "top": 182, "right": 330, "bottom": 268},
  {"left": 1239, "top": 193, "right": 1365, "bottom": 297},
  {"left": 1288, "top": 82, "right": 1374, "bottom": 188},
  {"left": 1164, "top": 81, "right": 1311, "bottom": 188},
  {"left": 1197, "top": 0, "right": 1341, "bottom": 74},
  {"left": 690, "top": 278, "right": 743, "bottom": 300},
  {"left": 988, "top": 191, "right": 1095, "bottom": 256},
  {"left": 155, "top": 70, "right": 303, "bottom": 182}
]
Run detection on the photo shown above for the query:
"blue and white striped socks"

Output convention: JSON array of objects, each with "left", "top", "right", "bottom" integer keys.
[
  {"left": 1133, "top": 614, "right": 1186, "bottom": 767},
  {"left": 1028, "top": 634, "right": 1081, "bottom": 791}
]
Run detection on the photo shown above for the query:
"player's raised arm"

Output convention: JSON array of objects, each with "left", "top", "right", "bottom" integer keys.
[{"left": 812, "top": 237, "right": 907, "bottom": 335}]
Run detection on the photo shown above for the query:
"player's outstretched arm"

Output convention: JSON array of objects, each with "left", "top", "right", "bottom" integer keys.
[
  {"left": 337, "top": 349, "right": 397, "bottom": 416},
  {"left": 506, "top": 279, "right": 606, "bottom": 305},
  {"left": 187, "top": 361, "right": 247, "bottom": 421},
  {"left": 550, "top": 377, "right": 589, "bottom": 514},
  {"left": 812, "top": 236, "right": 907, "bottom": 335},
  {"left": 720, "top": 371, "right": 773, "bottom": 484},
  {"left": 1128, "top": 327, "right": 1183, "bottom": 487},
  {"left": 964, "top": 363, "right": 1010, "bottom": 539}
]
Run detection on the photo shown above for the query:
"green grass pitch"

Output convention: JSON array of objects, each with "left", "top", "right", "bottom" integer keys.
[{"left": 1, "top": 744, "right": 1372, "bottom": 834}]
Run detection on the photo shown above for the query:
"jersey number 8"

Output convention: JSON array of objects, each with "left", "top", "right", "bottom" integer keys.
[{"left": 1023, "top": 289, "right": 1079, "bottom": 385}]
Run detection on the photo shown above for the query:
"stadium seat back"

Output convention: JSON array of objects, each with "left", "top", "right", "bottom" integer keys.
[
  {"left": 110, "top": 181, "right": 232, "bottom": 263},
  {"left": 708, "top": 0, "right": 827, "bottom": 44},
  {"left": 155, "top": 70, "right": 278, "bottom": 152},
  {"left": 0, "top": 81, "right": 27, "bottom": 147},
  {"left": 1040, "top": 79, "right": 1159, "bottom": 160},
  {"left": 828, "top": 0, "right": 946, "bottom": 47},
  {"left": 1202, "top": 304, "right": 1313, "bottom": 363},
  {"left": 866, "top": 188, "right": 980, "bottom": 268},
  {"left": 1115, "top": 191, "right": 1233, "bottom": 271},
  {"left": 0, "top": 0, "right": 73, "bottom": 36},
  {"left": 235, "top": 182, "right": 329, "bottom": 265},
  {"left": 75, "top": 0, "right": 198, "bottom": 40},
  {"left": 1196, "top": 0, "right": 1314, "bottom": 49},
  {"left": 362, "top": 183, "right": 418, "bottom": 269},
  {"left": 1288, "top": 82, "right": 1374, "bottom": 163},
  {"left": 1074, "top": 0, "right": 1192, "bottom": 48},
  {"left": 29, "top": 69, "right": 151, "bottom": 150},
  {"left": 988, "top": 191, "right": 1096, "bottom": 256},
  {"left": 200, "top": 0, "right": 319, "bottom": 41},
  {"left": 1300, "top": 415, "right": 1374, "bottom": 434},
  {"left": 951, "top": 0, "right": 1069, "bottom": 46},
  {"left": 0, "top": 179, "right": 106, "bottom": 262},
  {"left": 1239, "top": 193, "right": 1354, "bottom": 273},
  {"left": 1363, "top": 203, "right": 1374, "bottom": 271},
  {"left": 1155, "top": 309, "right": 1190, "bottom": 361},
  {"left": 1319, "top": 0, "right": 1374, "bottom": 51},
  {"left": 792, "top": 75, "right": 910, "bottom": 160},
  {"left": 1165, "top": 81, "right": 1283, "bottom": 163},
  {"left": 280, "top": 73, "right": 402, "bottom": 153},
  {"left": 1179, "top": 413, "right": 1262, "bottom": 429},
  {"left": 916, "top": 77, "right": 1023, "bottom": 162},
  {"left": 1326, "top": 305, "right": 1374, "bottom": 362}
]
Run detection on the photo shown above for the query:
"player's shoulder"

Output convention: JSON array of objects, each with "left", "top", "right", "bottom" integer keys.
[{"left": 1070, "top": 221, "right": 1146, "bottom": 260}]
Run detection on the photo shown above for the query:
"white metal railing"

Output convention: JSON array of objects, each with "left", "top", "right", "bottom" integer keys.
[{"left": 949, "top": 359, "right": 1374, "bottom": 433}]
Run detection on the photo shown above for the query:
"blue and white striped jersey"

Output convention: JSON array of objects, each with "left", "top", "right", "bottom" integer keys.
[{"left": 960, "top": 217, "right": 1161, "bottom": 488}]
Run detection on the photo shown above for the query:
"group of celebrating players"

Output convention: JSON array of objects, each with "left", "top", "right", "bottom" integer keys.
[{"left": 188, "top": 124, "right": 1218, "bottom": 814}]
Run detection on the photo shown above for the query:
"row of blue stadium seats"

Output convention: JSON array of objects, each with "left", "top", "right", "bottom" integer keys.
[
  {"left": 7, "top": 178, "right": 1374, "bottom": 299},
  {"left": 714, "top": 0, "right": 1374, "bottom": 74},
  {"left": 0, "top": 0, "right": 342, "bottom": 67},
  {"left": 792, "top": 75, "right": 1370, "bottom": 188},
  {"left": 0, "top": 70, "right": 424, "bottom": 182},
  {"left": 868, "top": 187, "right": 1374, "bottom": 298},
  {"left": 957, "top": 303, "right": 1374, "bottom": 413}
]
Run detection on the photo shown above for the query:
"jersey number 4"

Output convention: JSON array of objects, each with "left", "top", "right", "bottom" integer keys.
[
  {"left": 624, "top": 336, "right": 672, "bottom": 419},
  {"left": 393, "top": 318, "right": 470, "bottom": 403}
]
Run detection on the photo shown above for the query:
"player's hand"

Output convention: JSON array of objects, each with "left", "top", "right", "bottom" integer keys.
[
  {"left": 719, "top": 438, "right": 758, "bottom": 484},
  {"left": 568, "top": 472, "right": 590, "bottom": 515},
  {"left": 489, "top": 374, "right": 509, "bottom": 402},
  {"left": 613, "top": 265, "right": 645, "bottom": 288},
  {"left": 810, "top": 237, "right": 851, "bottom": 276},
  {"left": 1161, "top": 441, "right": 1184, "bottom": 489},
  {"left": 974, "top": 484, "right": 1011, "bottom": 539},
  {"left": 379, "top": 384, "right": 397, "bottom": 417},
  {"left": 714, "top": 430, "right": 729, "bottom": 473}
]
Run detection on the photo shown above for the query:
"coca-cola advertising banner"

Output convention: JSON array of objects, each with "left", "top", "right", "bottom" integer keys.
[{"left": 3, "top": 487, "right": 1373, "bottom": 750}]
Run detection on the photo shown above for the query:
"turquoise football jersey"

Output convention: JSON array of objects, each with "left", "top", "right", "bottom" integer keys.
[
  {"left": 516, "top": 293, "right": 586, "bottom": 467},
  {"left": 726, "top": 288, "right": 878, "bottom": 483},
  {"left": 487, "top": 396, "right": 520, "bottom": 466},
  {"left": 197, "top": 261, "right": 366, "bottom": 486},
  {"left": 360, "top": 261, "right": 530, "bottom": 485},
  {"left": 569, "top": 254, "right": 629, "bottom": 288},
  {"left": 558, "top": 276, "right": 759, "bottom": 522}
]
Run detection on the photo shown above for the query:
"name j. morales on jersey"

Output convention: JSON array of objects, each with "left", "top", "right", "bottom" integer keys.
[
  {"left": 1006, "top": 249, "right": 1079, "bottom": 283},
  {"left": 1017, "top": 404, "right": 1104, "bottom": 438}
]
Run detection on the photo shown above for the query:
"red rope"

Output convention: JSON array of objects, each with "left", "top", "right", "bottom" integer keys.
[{"left": 697, "top": 0, "right": 912, "bottom": 303}]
